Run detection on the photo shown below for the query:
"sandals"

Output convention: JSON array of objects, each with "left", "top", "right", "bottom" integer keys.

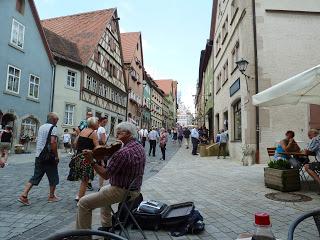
[{"left": 18, "top": 195, "right": 30, "bottom": 206}]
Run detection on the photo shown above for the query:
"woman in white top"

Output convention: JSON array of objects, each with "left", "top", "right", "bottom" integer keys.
[{"left": 97, "top": 117, "right": 108, "bottom": 189}]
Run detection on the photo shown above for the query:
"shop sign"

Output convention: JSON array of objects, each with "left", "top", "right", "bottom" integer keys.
[{"left": 230, "top": 78, "right": 240, "bottom": 97}]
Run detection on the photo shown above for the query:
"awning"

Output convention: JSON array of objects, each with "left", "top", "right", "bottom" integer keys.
[{"left": 252, "top": 65, "right": 320, "bottom": 107}]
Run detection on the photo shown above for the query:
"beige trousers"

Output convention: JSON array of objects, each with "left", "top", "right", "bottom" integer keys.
[
  {"left": 76, "top": 185, "right": 139, "bottom": 230},
  {"left": 185, "top": 137, "right": 190, "bottom": 148}
]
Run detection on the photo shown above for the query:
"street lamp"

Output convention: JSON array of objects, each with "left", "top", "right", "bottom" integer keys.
[
  {"left": 235, "top": 58, "right": 253, "bottom": 93},
  {"left": 235, "top": 58, "right": 249, "bottom": 74}
]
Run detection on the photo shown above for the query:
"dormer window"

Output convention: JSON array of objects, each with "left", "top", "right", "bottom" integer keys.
[{"left": 16, "top": 0, "right": 25, "bottom": 15}]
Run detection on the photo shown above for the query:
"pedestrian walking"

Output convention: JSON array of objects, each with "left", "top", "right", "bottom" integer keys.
[
  {"left": 216, "top": 131, "right": 221, "bottom": 143},
  {"left": 183, "top": 127, "right": 191, "bottom": 149},
  {"left": 68, "top": 117, "right": 99, "bottom": 201},
  {"left": 70, "top": 128, "right": 78, "bottom": 155},
  {"left": 138, "top": 127, "right": 148, "bottom": 147},
  {"left": 76, "top": 111, "right": 93, "bottom": 134},
  {"left": 218, "top": 129, "right": 228, "bottom": 159},
  {"left": 97, "top": 117, "right": 108, "bottom": 145},
  {"left": 148, "top": 127, "right": 159, "bottom": 157},
  {"left": 177, "top": 126, "right": 184, "bottom": 147},
  {"left": 63, "top": 129, "right": 71, "bottom": 153},
  {"left": 97, "top": 117, "right": 108, "bottom": 190},
  {"left": 159, "top": 128, "right": 168, "bottom": 160},
  {"left": 172, "top": 128, "right": 178, "bottom": 144},
  {"left": 18, "top": 112, "right": 60, "bottom": 205},
  {"left": 0, "top": 125, "right": 13, "bottom": 167},
  {"left": 76, "top": 111, "right": 94, "bottom": 191},
  {"left": 191, "top": 127, "right": 199, "bottom": 155}
]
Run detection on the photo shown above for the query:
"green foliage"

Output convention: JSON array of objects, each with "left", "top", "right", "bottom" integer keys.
[{"left": 268, "top": 159, "right": 291, "bottom": 170}]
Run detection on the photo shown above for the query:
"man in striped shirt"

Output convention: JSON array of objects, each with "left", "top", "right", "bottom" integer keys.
[{"left": 76, "top": 122, "right": 146, "bottom": 232}]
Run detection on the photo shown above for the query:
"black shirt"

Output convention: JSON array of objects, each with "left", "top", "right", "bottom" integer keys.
[
  {"left": 183, "top": 129, "right": 191, "bottom": 138},
  {"left": 1, "top": 131, "right": 12, "bottom": 143}
]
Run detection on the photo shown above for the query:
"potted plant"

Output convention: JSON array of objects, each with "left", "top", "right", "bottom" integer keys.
[{"left": 264, "top": 159, "right": 300, "bottom": 192}]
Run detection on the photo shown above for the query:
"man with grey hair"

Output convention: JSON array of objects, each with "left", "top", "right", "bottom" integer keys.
[
  {"left": 304, "top": 129, "right": 320, "bottom": 193},
  {"left": 76, "top": 121, "right": 146, "bottom": 232},
  {"left": 18, "top": 112, "right": 60, "bottom": 205}
]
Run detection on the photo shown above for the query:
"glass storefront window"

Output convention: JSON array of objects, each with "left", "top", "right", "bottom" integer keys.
[{"left": 233, "top": 100, "right": 241, "bottom": 141}]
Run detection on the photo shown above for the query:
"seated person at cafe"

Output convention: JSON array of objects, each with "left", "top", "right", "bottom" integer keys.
[
  {"left": 75, "top": 122, "right": 146, "bottom": 233},
  {"left": 304, "top": 129, "right": 320, "bottom": 193},
  {"left": 274, "top": 131, "right": 301, "bottom": 163}
]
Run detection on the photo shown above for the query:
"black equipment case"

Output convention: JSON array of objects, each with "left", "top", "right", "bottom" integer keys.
[
  {"left": 132, "top": 200, "right": 167, "bottom": 230},
  {"left": 161, "top": 202, "right": 195, "bottom": 229}
]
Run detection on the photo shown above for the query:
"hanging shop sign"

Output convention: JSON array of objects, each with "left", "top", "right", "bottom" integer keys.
[{"left": 230, "top": 78, "right": 240, "bottom": 97}]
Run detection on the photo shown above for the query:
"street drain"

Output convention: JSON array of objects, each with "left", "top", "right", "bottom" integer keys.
[
  {"left": 150, "top": 169, "right": 159, "bottom": 173},
  {"left": 265, "top": 192, "right": 312, "bottom": 202}
]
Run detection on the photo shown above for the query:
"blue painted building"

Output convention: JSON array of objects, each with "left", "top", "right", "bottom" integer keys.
[{"left": 0, "top": 0, "right": 54, "bottom": 147}]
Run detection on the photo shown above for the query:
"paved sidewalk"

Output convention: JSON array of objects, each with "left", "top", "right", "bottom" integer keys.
[
  {"left": 0, "top": 142, "right": 179, "bottom": 240},
  {"left": 2, "top": 146, "right": 320, "bottom": 239},
  {"left": 140, "top": 148, "right": 320, "bottom": 240}
]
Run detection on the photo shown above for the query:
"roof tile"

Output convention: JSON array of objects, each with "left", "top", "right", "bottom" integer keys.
[
  {"left": 120, "top": 32, "right": 141, "bottom": 64},
  {"left": 41, "top": 9, "right": 115, "bottom": 64}
]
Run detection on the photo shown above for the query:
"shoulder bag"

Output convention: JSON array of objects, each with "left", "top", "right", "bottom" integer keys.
[{"left": 38, "top": 125, "right": 56, "bottom": 165}]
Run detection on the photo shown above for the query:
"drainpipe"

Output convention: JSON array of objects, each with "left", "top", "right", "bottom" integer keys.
[
  {"left": 252, "top": 0, "right": 260, "bottom": 163},
  {"left": 50, "top": 64, "right": 56, "bottom": 112}
]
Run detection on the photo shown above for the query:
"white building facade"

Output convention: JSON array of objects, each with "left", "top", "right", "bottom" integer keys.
[{"left": 212, "top": 0, "right": 320, "bottom": 163}]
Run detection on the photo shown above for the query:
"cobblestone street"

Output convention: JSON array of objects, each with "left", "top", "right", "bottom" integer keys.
[
  {"left": 0, "top": 140, "right": 180, "bottom": 240},
  {"left": 1, "top": 143, "right": 320, "bottom": 240}
]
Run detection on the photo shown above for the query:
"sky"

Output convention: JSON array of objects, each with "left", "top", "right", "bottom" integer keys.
[{"left": 34, "top": 0, "right": 213, "bottom": 112}]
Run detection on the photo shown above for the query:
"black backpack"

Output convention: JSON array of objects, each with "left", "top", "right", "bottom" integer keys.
[{"left": 170, "top": 210, "right": 205, "bottom": 237}]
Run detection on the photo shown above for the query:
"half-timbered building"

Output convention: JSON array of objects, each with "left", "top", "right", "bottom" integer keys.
[{"left": 42, "top": 9, "right": 127, "bottom": 137}]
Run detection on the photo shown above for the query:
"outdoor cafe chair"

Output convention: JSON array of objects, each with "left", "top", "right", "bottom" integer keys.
[
  {"left": 267, "top": 147, "right": 276, "bottom": 161},
  {"left": 110, "top": 175, "right": 147, "bottom": 240},
  {"left": 287, "top": 209, "right": 320, "bottom": 240},
  {"left": 46, "top": 229, "right": 128, "bottom": 240}
]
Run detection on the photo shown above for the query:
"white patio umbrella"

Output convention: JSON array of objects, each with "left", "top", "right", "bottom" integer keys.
[{"left": 252, "top": 65, "right": 320, "bottom": 107}]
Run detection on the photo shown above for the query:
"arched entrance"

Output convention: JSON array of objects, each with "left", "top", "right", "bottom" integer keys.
[
  {"left": 20, "top": 116, "right": 39, "bottom": 152},
  {"left": 1, "top": 113, "right": 16, "bottom": 129}
]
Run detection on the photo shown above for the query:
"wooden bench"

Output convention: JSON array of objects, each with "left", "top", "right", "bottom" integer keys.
[{"left": 267, "top": 147, "right": 276, "bottom": 161}]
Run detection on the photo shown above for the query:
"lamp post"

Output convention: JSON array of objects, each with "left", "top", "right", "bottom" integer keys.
[
  {"left": 235, "top": 58, "right": 254, "bottom": 93},
  {"left": 235, "top": 58, "right": 260, "bottom": 163}
]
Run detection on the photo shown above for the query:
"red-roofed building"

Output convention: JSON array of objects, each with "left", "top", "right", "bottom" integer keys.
[
  {"left": 120, "top": 32, "right": 144, "bottom": 127},
  {"left": 154, "top": 80, "right": 178, "bottom": 128},
  {"left": 41, "top": 8, "right": 127, "bottom": 136}
]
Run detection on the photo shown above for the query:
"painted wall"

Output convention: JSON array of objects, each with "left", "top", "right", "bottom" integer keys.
[
  {"left": 0, "top": 0, "right": 52, "bottom": 145},
  {"left": 52, "top": 64, "right": 82, "bottom": 136}
]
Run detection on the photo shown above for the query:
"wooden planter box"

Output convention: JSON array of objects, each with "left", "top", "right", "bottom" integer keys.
[{"left": 264, "top": 167, "right": 300, "bottom": 192}]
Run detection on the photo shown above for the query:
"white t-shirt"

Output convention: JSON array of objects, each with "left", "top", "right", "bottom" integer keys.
[
  {"left": 36, "top": 123, "right": 57, "bottom": 157},
  {"left": 97, "top": 126, "right": 107, "bottom": 142},
  {"left": 139, "top": 129, "right": 148, "bottom": 138},
  {"left": 63, "top": 133, "right": 71, "bottom": 143}
]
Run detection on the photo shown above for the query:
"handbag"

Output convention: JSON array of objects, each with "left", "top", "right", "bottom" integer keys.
[{"left": 38, "top": 125, "right": 55, "bottom": 164}]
